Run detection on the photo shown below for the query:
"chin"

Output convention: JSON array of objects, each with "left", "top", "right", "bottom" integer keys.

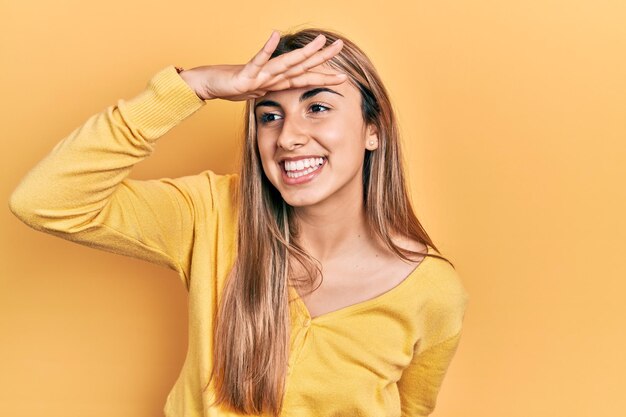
[
  {"left": 266, "top": 174, "right": 328, "bottom": 208},
  {"left": 280, "top": 193, "right": 322, "bottom": 208}
]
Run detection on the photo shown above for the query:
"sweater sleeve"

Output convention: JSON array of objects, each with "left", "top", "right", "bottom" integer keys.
[
  {"left": 397, "top": 330, "right": 464, "bottom": 417},
  {"left": 397, "top": 270, "right": 469, "bottom": 416},
  {"left": 8, "top": 65, "right": 207, "bottom": 289}
]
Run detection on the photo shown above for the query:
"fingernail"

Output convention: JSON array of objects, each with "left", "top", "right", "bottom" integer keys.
[{"left": 332, "top": 39, "right": 342, "bottom": 45}]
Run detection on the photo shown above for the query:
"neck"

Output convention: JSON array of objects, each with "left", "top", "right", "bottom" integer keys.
[{"left": 292, "top": 195, "right": 373, "bottom": 263}]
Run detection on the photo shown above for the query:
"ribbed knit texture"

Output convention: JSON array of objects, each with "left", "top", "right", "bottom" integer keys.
[{"left": 9, "top": 65, "right": 469, "bottom": 417}]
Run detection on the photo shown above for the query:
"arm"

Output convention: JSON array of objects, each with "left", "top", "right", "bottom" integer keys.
[
  {"left": 8, "top": 65, "right": 207, "bottom": 289},
  {"left": 9, "top": 33, "right": 350, "bottom": 288},
  {"left": 397, "top": 271, "right": 470, "bottom": 416},
  {"left": 397, "top": 330, "right": 464, "bottom": 417}
]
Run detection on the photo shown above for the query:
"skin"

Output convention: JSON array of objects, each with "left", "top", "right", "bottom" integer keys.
[
  {"left": 179, "top": 31, "right": 349, "bottom": 101},
  {"left": 254, "top": 63, "right": 378, "bottom": 210},
  {"left": 181, "top": 32, "right": 426, "bottom": 318},
  {"left": 253, "top": 65, "right": 427, "bottom": 317}
]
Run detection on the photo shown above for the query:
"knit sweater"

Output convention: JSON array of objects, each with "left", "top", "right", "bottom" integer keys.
[{"left": 9, "top": 65, "right": 469, "bottom": 417}]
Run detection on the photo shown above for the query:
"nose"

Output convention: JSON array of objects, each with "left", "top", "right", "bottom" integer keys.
[{"left": 276, "top": 115, "right": 310, "bottom": 151}]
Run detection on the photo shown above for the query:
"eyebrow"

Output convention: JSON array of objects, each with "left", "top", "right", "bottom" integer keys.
[{"left": 254, "top": 87, "right": 344, "bottom": 110}]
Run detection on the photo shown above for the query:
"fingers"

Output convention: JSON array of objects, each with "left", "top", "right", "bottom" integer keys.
[
  {"left": 244, "top": 30, "right": 281, "bottom": 78},
  {"left": 262, "top": 34, "right": 329, "bottom": 77},
  {"left": 280, "top": 39, "right": 344, "bottom": 79},
  {"left": 240, "top": 31, "right": 347, "bottom": 96},
  {"left": 265, "top": 71, "right": 348, "bottom": 91}
]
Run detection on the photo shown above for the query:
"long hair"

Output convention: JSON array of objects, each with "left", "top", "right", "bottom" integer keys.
[{"left": 203, "top": 27, "right": 454, "bottom": 416}]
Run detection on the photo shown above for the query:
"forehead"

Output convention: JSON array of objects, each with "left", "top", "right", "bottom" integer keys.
[{"left": 256, "top": 63, "right": 359, "bottom": 104}]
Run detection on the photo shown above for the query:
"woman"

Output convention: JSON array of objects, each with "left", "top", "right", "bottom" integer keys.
[{"left": 10, "top": 28, "right": 469, "bottom": 417}]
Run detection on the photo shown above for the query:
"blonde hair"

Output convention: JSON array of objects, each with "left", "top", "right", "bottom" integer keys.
[{"left": 204, "top": 27, "right": 453, "bottom": 416}]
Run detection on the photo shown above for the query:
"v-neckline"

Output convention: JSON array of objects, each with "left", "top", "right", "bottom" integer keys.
[{"left": 289, "top": 244, "right": 434, "bottom": 324}]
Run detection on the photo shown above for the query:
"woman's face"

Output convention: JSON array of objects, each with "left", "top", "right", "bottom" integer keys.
[{"left": 254, "top": 64, "right": 378, "bottom": 210}]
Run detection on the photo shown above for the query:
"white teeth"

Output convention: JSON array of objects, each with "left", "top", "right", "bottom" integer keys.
[
  {"left": 283, "top": 157, "right": 325, "bottom": 178},
  {"left": 283, "top": 157, "right": 324, "bottom": 172}
]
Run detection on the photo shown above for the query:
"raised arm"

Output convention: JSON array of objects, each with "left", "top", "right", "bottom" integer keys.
[
  {"left": 8, "top": 65, "right": 209, "bottom": 288},
  {"left": 8, "top": 31, "right": 349, "bottom": 289}
]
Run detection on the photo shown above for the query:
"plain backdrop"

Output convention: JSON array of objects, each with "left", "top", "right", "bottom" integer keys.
[{"left": 1, "top": 1, "right": 625, "bottom": 416}]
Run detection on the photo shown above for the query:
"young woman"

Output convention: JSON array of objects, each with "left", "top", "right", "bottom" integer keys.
[{"left": 10, "top": 28, "right": 469, "bottom": 417}]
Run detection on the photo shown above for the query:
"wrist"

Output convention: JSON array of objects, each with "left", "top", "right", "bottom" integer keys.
[{"left": 177, "top": 67, "right": 210, "bottom": 101}]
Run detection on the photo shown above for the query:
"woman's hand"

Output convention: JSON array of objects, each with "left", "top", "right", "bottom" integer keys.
[{"left": 179, "top": 31, "right": 347, "bottom": 101}]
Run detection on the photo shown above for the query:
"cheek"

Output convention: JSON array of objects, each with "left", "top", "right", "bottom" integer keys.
[
  {"left": 256, "top": 133, "right": 274, "bottom": 162},
  {"left": 256, "top": 136, "right": 280, "bottom": 180},
  {"left": 321, "top": 120, "right": 366, "bottom": 160},
  {"left": 314, "top": 119, "right": 350, "bottom": 150}
]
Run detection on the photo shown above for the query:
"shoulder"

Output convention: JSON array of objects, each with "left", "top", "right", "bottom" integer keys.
[
  {"left": 387, "top": 235, "right": 466, "bottom": 295},
  {"left": 415, "top": 245, "right": 470, "bottom": 349},
  {"left": 388, "top": 235, "right": 469, "bottom": 311},
  {"left": 427, "top": 252, "right": 468, "bottom": 303},
  {"left": 387, "top": 237, "right": 470, "bottom": 351},
  {"left": 399, "top": 242, "right": 466, "bottom": 301}
]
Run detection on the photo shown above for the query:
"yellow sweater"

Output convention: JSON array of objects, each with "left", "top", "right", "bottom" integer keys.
[{"left": 9, "top": 65, "right": 469, "bottom": 417}]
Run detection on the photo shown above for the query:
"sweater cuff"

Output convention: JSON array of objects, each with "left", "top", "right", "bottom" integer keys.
[{"left": 119, "top": 65, "right": 207, "bottom": 142}]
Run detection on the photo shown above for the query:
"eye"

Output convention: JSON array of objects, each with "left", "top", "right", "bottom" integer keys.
[
  {"left": 309, "top": 102, "right": 330, "bottom": 113},
  {"left": 258, "top": 112, "right": 283, "bottom": 124},
  {"left": 257, "top": 103, "right": 331, "bottom": 125}
]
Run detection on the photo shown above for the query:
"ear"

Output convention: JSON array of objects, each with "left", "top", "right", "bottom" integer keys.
[{"left": 364, "top": 123, "right": 379, "bottom": 151}]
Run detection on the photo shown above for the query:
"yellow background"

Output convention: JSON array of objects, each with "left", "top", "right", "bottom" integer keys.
[{"left": 2, "top": 1, "right": 625, "bottom": 416}]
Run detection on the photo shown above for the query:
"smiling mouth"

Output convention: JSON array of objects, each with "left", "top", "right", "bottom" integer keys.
[{"left": 282, "top": 157, "right": 326, "bottom": 179}]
